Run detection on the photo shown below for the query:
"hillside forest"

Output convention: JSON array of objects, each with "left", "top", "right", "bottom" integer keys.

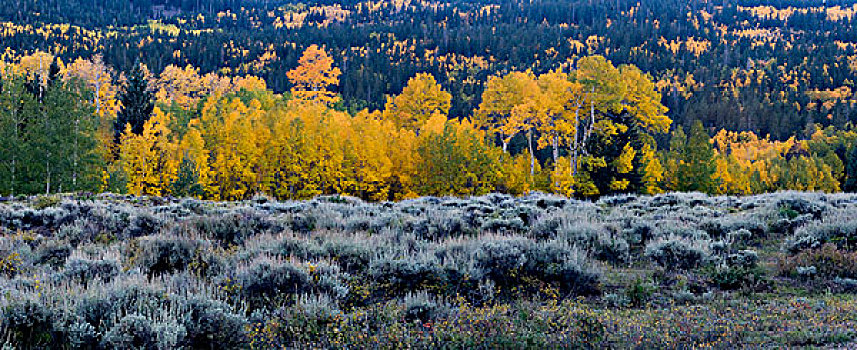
[{"left": 2, "top": 0, "right": 857, "bottom": 200}]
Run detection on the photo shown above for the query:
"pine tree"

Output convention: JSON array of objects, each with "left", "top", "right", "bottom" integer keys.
[
  {"left": 678, "top": 120, "right": 716, "bottom": 193},
  {"left": 843, "top": 145, "right": 857, "bottom": 192},
  {"left": 0, "top": 75, "right": 32, "bottom": 196},
  {"left": 114, "top": 61, "right": 154, "bottom": 146}
]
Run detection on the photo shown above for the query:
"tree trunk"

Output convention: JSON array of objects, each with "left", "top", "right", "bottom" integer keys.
[
  {"left": 73, "top": 118, "right": 80, "bottom": 190},
  {"left": 572, "top": 106, "right": 580, "bottom": 177},
  {"left": 527, "top": 130, "right": 535, "bottom": 177},
  {"left": 552, "top": 135, "right": 559, "bottom": 165}
]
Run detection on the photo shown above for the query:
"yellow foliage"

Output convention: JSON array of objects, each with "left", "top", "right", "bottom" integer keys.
[
  {"left": 383, "top": 73, "right": 451, "bottom": 132},
  {"left": 120, "top": 107, "right": 179, "bottom": 196},
  {"left": 287, "top": 45, "right": 341, "bottom": 105}
]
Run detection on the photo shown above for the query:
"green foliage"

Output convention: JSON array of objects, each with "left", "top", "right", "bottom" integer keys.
[
  {"left": 114, "top": 61, "right": 155, "bottom": 142},
  {"left": 666, "top": 120, "right": 716, "bottom": 193},
  {"left": 415, "top": 124, "right": 503, "bottom": 196}
]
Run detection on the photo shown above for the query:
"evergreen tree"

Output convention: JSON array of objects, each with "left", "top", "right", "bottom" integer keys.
[
  {"left": 114, "top": 61, "right": 154, "bottom": 145},
  {"left": 845, "top": 145, "right": 857, "bottom": 192},
  {"left": 0, "top": 76, "right": 33, "bottom": 196},
  {"left": 679, "top": 120, "right": 716, "bottom": 193}
]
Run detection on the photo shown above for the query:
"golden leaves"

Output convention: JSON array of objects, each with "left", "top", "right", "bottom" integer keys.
[
  {"left": 287, "top": 45, "right": 341, "bottom": 105},
  {"left": 384, "top": 73, "right": 452, "bottom": 132}
]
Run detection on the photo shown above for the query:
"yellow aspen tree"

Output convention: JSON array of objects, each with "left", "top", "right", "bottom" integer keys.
[
  {"left": 383, "top": 73, "right": 451, "bottom": 132},
  {"left": 610, "top": 143, "right": 636, "bottom": 191},
  {"left": 475, "top": 71, "right": 539, "bottom": 152},
  {"left": 619, "top": 65, "right": 671, "bottom": 133},
  {"left": 156, "top": 64, "right": 205, "bottom": 108},
  {"left": 506, "top": 100, "right": 541, "bottom": 177},
  {"left": 202, "top": 97, "right": 269, "bottom": 200},
  {"left": 120, "top": 107, "right": 179, "bottom": 196},
  {"left": 287, "top": 44, "right": 341, "bottom": 105},
  {"left": 535, "top": 70, "right": 580, "bottom": 165},
  {"left": 713, "top": 155, "right": 732, "bottom": 195},
  {"left": 640, "top": 143, "right": 664, "bottom": 194},
  {"left": 64, "top": 55, "right": 120, "bottom": 151},
  {"left": 178, "top": 118, "right": 213, "bottom": 198},
  {"left": 347, "top": 111, "right": 395, "bottom": 200}
]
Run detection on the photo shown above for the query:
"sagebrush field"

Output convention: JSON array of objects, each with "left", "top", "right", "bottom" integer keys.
[{"left": 2, "top": 191, "right": 857, "bottom": 348}]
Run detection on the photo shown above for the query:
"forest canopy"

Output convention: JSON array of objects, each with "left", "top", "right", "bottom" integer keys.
[{"left": 1, "top": 45, "right": 855, "bottom": 200}]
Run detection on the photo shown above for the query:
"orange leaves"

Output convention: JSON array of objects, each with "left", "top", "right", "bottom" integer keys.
[{"left": 287, "top": 45, "right": 341, "bottom": 105}]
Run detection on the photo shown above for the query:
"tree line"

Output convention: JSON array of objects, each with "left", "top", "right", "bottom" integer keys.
[
  {"left": 2, "top": 46, "right": 857, "bottom": 200},
  {"left": 2, "top": 0, "right": 855, "bottom": 144}
]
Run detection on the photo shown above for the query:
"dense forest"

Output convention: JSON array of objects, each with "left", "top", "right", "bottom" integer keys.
[
  {"left": 2, "top": 0, "right": 857, "bottom": 200},
  {"left": 2, "top": 0, "right": 856, "bottom": 137}
]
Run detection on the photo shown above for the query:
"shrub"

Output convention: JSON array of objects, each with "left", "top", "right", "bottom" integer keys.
[
  {"left": 542, "top": 253, "right": 602, "bottom": 296},
  {"left": 130, "top": 235, "right": 216, "bottom": 276},
  {"left": 470, "top": 237, "right": 600, "bottom": 296},
  {"left": 1, "top": 298, "right": 56, "bottom": 347},
  {"left": 480, "top": 217, "right": 526, "bottom": 234},
  {"left": 727, "top": 229, "right": 753, "bottom": 245},
  {"left": 645, "top": 237, "right": 710, "bottom": 271},
  {"left": 785, "top": 219, "right": 857, "bottom": 253},
  {"left": 123, "top": 212, "right": 163, "bottom": 240},
  {"left": 101, "top": 314, "right": 162, "bottom": 350},
  {"left": 192, "top": 208, "right": 274, "bottom": 246},
  {"left": 294, "top": 294, "right": 342, "bottom": 325},
  {"left": 275, "top": 235, "right": 324, "bottom": 260},
  {"left": 775, "top": 197, "right": 828, "bottom": 219},
  {"left": 55, "top": 220, "right": 95, "bottom": 246},
  {"left": 553, "top": 222, "right": 630, "bottom": 265},
  {"left": 288, "top": 213, "right": 316, "bottom": 234},
  {"left": 625, "top": 278, "right": 655, "bottom": 307},
  {"left": 778, "top": 244, "right": 857, "bottom": 279},
  {"left": 726, "top": 250, "right": 759, "bottom": 269},
  {"left": 33, "top": 240, "right": 72, "bottom": 268},
  {"left": 61, "top": 258, "right": 121, "bottom": 285},
  {"left": 238, "top": 259, "right": 313, "bottom": 308},
  {"left": 369, "top": 255, "right": 444, "bottom": 295},
  {"left": 623, "top": 222, "right": 655, "bottom": 246},
  {"left": 593, "top": 234, "right": 630, "bottom": 265},
  {"left": 66, "top": 319, "right": 100, "bottom": 348},
  {"left": 470, "top": 237, "right": 531, "bottom": 286},
  {"left": 706, "top": 265, "right": 765, "bottom": 291},
  {"left": 323, "top": 239, "right": 373, "bottom": 273},
  {"left": 530, "top": 215, "right": 561, "bottom": 240},
  {"left": 403, "top": 291, "right": 448, "bottom": 322},
  {"left": 178, "top": 296, "right": 248, "bottom": 349}
]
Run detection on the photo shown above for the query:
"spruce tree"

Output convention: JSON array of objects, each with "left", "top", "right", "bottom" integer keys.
[
  {"left": 679, "top": 120, "right": 716, "bottom": 193},
  {"left": 845, "top": 145, "right": 857, "bottom": 192},
  {"left": 114, "top": 60, "right": 154, "bottom": 145}
]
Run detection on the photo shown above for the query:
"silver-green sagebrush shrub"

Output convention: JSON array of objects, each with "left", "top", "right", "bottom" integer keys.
[
  {"left": 645, "top": 236, "right": 710, "bottom": 271},
  {"left": 369, "top": 253, "right": 444, "bottom": 295},
  {"left": 60, "top": 258, "right": 121, "bottom": 285},
  {"left": 129, "top": 235, "right": 220, "bottom": 277}
]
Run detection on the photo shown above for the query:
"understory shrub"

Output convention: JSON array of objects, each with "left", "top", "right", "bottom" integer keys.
[
  {"left": 786, "top": 218, "right": 857, "bottom": 253},
  {"left": 645, "top": 236, "right": 710, "bottom": 271},
  {"left": 778, "top": 243, "right": 857, "bottom": 279},
  {"left": 130, "top": 235, "right": 218, "bottom": 277},
  {"left": 61, "top": 258, "right": 121, "bottom": 285}
]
